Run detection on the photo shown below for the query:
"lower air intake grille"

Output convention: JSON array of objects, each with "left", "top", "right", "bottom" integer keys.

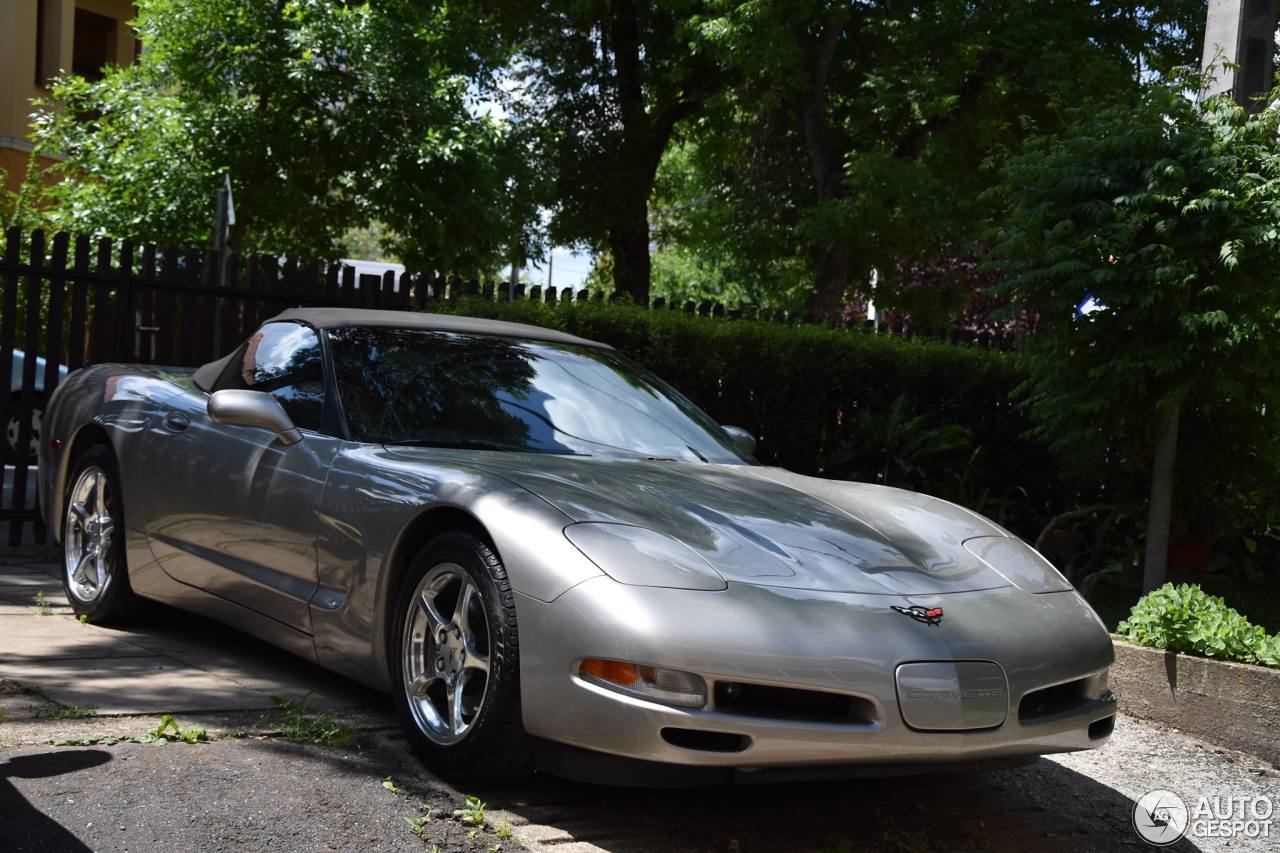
[{"left": 713, "top": 682, "right": 876, "bottom": 725}]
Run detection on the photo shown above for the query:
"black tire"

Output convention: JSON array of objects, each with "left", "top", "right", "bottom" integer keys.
[
  {"left": 390, "top": 530, "right": 531, "bottom": 781},
  {"left": 60, "top": 443, "right": 143, "bottom": 625}
]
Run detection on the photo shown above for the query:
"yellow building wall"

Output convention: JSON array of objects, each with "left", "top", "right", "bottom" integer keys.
[{"left": 1, "top": 0, "right": 139, "bottom": 195}]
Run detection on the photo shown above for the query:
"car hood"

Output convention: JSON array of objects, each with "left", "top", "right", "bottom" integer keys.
[{"left": 403, "top": 451, "right": 1017, "bottom": 596}]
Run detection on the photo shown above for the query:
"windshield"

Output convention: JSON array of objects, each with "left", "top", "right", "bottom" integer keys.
[{"left": 326, "top": 326, "right": 751, "bottom": 463}]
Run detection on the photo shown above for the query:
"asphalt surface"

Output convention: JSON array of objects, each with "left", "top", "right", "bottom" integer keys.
[{"left": 1, "top": 559, "right": 1277, "bottom": 852}]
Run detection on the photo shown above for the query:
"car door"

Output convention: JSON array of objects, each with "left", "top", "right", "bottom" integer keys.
[{"left": 139, "top": 321, "right": 343, "bottom": 632}]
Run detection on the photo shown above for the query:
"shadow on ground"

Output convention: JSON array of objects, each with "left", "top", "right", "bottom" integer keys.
[{"left": 0, "top": 750, "right": 111, "bottom": 852}]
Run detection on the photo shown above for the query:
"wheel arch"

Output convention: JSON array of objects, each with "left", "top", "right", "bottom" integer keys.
[
  {"left": 379, "top": 504, "right": 500, "bottom": 665},
  {"left": 49, "top": 420, "right": 115, "bottom": 542}
]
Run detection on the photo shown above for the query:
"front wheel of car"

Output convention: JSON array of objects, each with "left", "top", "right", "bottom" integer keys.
[
  {"left": 62, "top": 443, "right": 143, "bottom": 624},
  {"left": 391, "top": 531, "right": 531, "bottom": 781}
]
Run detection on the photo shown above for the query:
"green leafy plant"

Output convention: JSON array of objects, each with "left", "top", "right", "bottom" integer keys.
[
  {"left": 494, "top": 819, "right": 514, "bottom": 841},
  {"left": 382, "top": 775, "right": 402, "bottom": 795},
  {"left": 404, "top": 808, "right": 434, "bottom": 838},
  {"left": 454, "top": 795, "right": 486, "bottom": 826},
  {"left": 78, "top": 614, "right": 88, "bottom": 626},
  {"left": 827, "top": 394, "right": 973, "bottom": 491},
  {"left": 131, "top": 714, "right": 208, "bottom": 745},
  {"left": 1117, "top": 583, "right": 1280, "bottom": 667},
  {"left": 35, "top": 591, "right": 52, "bottom": 616},
  {"left": 265, "top": 695, "right": 358, "bottom": 749}
]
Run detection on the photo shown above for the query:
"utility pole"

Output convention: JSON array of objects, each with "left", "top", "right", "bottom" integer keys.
[
  {"left": 547, "top": 253, "right": 553, "bottom": 290},
  {"left": 1200, "top": 0, "right": 1277, "bottom": 111}
]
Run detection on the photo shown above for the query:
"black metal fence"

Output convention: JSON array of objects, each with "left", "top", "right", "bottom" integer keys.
[{"left": 0, "top": 226, "right": 760, "bottom": 546}]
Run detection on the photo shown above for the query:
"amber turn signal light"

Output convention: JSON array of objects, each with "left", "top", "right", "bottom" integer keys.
[{"left": 577, "top": 658, "right": 706, "bottom": 709}]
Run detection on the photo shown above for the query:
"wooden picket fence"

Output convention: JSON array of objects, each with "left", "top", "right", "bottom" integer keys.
[{"left": 0, "top": 226, "right": 766, "bottom": 546}]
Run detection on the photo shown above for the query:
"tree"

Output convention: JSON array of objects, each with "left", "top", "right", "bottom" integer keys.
[
  {"left": 32, "top": 0, "right": 517, "bottom": 271},
  {"left": 508, "top": 0, "right": 719, "bottom": 304},
  {"left": 664, "top": 0, "right": 1207, "bottom": 319},
  {"left": 988, "top": 81, "right": 1280, "bottom": 591}
]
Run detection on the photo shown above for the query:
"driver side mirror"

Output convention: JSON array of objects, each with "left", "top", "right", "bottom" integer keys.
[
  {"left": 208, "top": 389, "right": 303, "bottom": 446},
  {"left": 721, "top": 425, "right": 756, "bottom": 456}
]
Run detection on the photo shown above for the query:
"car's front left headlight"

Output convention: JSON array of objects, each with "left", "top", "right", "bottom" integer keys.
[
  {"left": 963, "top": 536, "right": 1072, "bottom": 594},
  {"left": 563, "top": 522, "right": 727, "bottom": 591}
]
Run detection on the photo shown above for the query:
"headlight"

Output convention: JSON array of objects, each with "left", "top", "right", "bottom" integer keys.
[
  {"left": 579, "top": 658, "right": 707, "bottom": 708},
  {"left": 963, "top": 536, "right": 1072, "bottom": 594},
  {"left": 563, "top": 522, "right": 727, "bottom": 591}
]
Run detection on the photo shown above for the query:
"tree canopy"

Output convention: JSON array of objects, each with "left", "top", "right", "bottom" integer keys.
[
  {"left": 32, "top": 0, "right": 516, "bottom": 272},
  {"left": 988, "top": 80, "right": 1280, "bottom": 589}
]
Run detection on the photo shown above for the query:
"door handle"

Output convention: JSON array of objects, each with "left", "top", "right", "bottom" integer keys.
[{"left": 163, "top": 411, "right": 191, "bottom": 432}]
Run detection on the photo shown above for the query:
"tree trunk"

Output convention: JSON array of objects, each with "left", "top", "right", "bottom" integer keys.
[
  {"left": 797, "top": 9, "right": 852, "bottom": 322},
  {"left": 608, "top": 206, "right": 651, "bottom": 304},
  {"left": 1141, "top": 402, "right": 1182, "bottom": 592},
  {"left": 806, "top": 244, "right": 854, "bottom": 322}
]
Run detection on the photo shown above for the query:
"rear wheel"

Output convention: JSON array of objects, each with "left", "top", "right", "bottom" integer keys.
[
  {"left": 61, "top": 444, "right": 142, "bottom": 624},
  {"left": 390, "top": 531, "right": 530, "bottom": 781}
]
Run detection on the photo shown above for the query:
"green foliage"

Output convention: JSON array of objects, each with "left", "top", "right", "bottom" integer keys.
[
  {"left": 988, "top": 79, "right": 1280, "bottom": 544},
  {"left": 454, "top": 795, "right": 486, "bottom": 826},
  {"left": 51, "top": 716, "right": 209, "bottom": 746},
  {"left": 266, "top": 695, "right": 358, "bottom": 749},
  {"left": 1117, "top": 583, "right": 1280, "bottom": 667},
  {"left": 511, "top": 0, "right": 720, "bottom": 298},
  {"left": 826, "top": 394, "right": 973, "bottom": 490},
  {"left": 430, "top": 297, "right": 1050, "bottom": 529},
  {"left": 663, "top": 0, "right": 1206, "bottom": 315},
  {"left": 382, "top": 775, "right": 402, "bottom": 795},
  {"left": 404, "top": 810, "right": 434, "bottom": 838},
  {"left": 32, "top": 0, "right": 515, "bottom": 270},
  {"left": 139, "top": 713, "right": 207, "bottom": 745},
  {"left": 34, "top": 591, "right": 51, "bottom": 616}
]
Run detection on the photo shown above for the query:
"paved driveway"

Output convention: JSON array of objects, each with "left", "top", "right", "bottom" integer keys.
[{"left": 1, "top": 559, "right": 1276, "bottom": 852}]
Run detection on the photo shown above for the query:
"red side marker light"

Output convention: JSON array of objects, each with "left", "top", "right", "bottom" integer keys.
[
  {"left": 925, "top": 607, "right": 944, "bottom": 619},
  {"left": 49, "top": 438, "right": 62, "bottom": 452}
]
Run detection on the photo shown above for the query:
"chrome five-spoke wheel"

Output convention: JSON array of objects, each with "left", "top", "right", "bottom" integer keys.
[
  {"left": 401, "top": 563, "right": 492, "bottom": 745},
  {"left": 64, "top": 465, "right": 115, "bottom": 604}
]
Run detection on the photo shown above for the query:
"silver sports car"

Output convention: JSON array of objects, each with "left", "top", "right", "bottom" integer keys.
[{"left": 39, "top": 307, "right": 1116, "bottom": 783}]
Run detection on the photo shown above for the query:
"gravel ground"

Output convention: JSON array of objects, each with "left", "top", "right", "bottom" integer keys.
[{"left": 2, "top": 714, "right": 1275, "bottom": 853}]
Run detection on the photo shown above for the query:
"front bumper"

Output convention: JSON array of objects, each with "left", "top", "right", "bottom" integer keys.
[{"left": 517, "top": 578, "right": 1116, "bottom": 776}]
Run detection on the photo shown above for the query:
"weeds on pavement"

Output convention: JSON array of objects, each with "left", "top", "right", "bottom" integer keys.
[
  {"left": 265, "top": 694, "right": 359, "bottom": 748},
  {"left": 454, "top": 795, "right": 486, "bottom": 826},
  {"left": 34, "top": 591, "right": 52, "bottom": 616},
  {"left": 51, "top": 713, "right": 208, "bottom": 746},
  {"left": 37, "top": 704, "right": 96, "bottom": 720}
]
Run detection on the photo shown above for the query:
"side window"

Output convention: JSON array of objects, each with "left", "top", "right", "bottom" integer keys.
[{"left": 217, "top": 322, "right": 326, "bottom": 432}]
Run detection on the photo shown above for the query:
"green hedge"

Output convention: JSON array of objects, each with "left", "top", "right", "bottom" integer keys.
[{"left": 431, "top": 297, "right": 1055, "bottom": 525}]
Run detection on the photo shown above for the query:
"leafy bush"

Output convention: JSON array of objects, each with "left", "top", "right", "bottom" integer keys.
[
  {"left": 1116, "top": 583, "right": 1280, "bottom": 668},
  {"left": 431, "top": 296, "right": 1056, "bottom": 530}
]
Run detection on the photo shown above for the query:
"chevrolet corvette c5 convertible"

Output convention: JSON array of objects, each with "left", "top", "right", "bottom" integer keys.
[{"left": 39, "top": 307, "right": 1117, "bottom": 783}]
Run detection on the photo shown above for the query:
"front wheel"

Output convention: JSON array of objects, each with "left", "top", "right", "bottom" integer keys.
[
  {"left": 61, "top": 444, "right": 142, "bottom": 624},
  {"left": 390, "top": 531, "right": 530, "bottom": 781}
]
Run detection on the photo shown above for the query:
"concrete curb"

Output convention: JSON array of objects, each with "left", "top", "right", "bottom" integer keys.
[{"left": 1110, "top": 637, "right": 1280, "bottom": 765}]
